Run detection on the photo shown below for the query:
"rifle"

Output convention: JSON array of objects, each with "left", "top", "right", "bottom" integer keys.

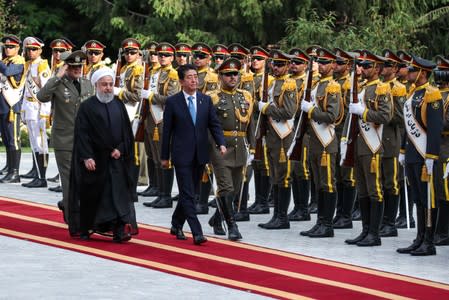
[
  {"left": 114, "top": 48, "right": 123, "bottom": 88},
  {"left": 253, "top": 57, "right": 270, "bottom": 160},
  {"left": 340, "top": 59, "right": 359, "bottom": 167},
  {"left": 287, "top": 56, "right": 313, "bottom": 161},
  {"left": 132, "top": 61, "right": 150, "bottom": 142}
]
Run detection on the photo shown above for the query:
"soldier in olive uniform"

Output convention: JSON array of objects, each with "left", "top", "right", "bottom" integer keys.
[
  {"left": 207, "top": 58, "right": 254, "bottom": 240},
  {"left": 257, "top": 50, "right": 297, "bottom": 230},
  {"left": 141, "top": 42, "right": 180, "bottom": 209},
  {"left": 299, "top": 48, "right": 343, "bottom": 238},
  {"left": 433, "top": 55, "right": 449, "bottom": 246},
  {"left": 83, "top": 40, "right": 108, "bottom": 80},
  {"left": 37, "top": 50, "right": 94, "bottom": 233},
  {"left": 343, "top": 50, "right": 392, "bottom": 247},
  {"left": 287, "top": 48, "right": 312, "bottom": 222},
  {"left": 378, "top": 50, "right": 407, "bottom": 237},
  {"left": 228, "top": 43, "right": 254, "bottom": 97},
  {"left": 212, "top": 44, "right": 229, "bottom": 70},
  {"left": 175, "top": 43, "right": 191, "bottom": 68},
  {"left": 397, "top": 55, "right": 443, "bottom": 256}
]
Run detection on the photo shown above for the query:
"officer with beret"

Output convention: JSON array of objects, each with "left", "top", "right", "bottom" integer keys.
[
  {"left": 37, "top": 50, "right": 94, "bottom": 232},
  {"left": 0, "top": 35, "right": 25, "bottom": 183},
  {"left": 207, "top": 57, "right": 254, "bottom": 240},
  {"left": 83, "top": 40, "right": 108, "bottom": 80}
]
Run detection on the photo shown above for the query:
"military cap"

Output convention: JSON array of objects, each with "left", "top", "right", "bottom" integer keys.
[
  {"left": 217, "top": 57, "right": 242, "bottom": 74},
  {"left": 408, "top": 55, "right": 436, "bottom": 72},
  {"left": 212, "top": 44, "right": 229, "bottom": 56},
  {"left": 1, "top": 35, "right": 21, "bottom": 46},
  {"left": 62, "top": 37, "right": 76, "bottom": 49},
  {"left": 122, "top": 38, "right": 141, "bottom": 50},
  {"left": 359, "top": 50, "right": 387, "bottom": 66},
  {"left": 175, "top": 43, "right": 191, "bottom": 54},
  {"left": 334, "top": 48, "right": 358, "bottom": 63},
  {"left": 306, "top": 45, "right": 321, "bottom": 57},
  {"left": 50, "top": 39, "right": 70, "bottom": 50},
  {"left": 156, "top": 42, "right": 175, "bottom": 55},
  {"left": 84, "top": 40, "right": 106, "bottom": 50},
  {"left": 192, "top": 42, "right": 212, "bottom": 56},
  {"left": 397, "top": 50, "right": 412, "bottom": 64},
  {"left": 23, "top": 37, "right": 44, "bottom": 49},
  {"left": 228, "top": 43, "right": 249, "bottom": 58},
  {"left": 143, "top": 41, "right": 158, "bottom": 53},
  {"left": 250, "top": 46, "right": 269, "bottom": 59},
  {"left": 289, "top": 48, "right": 309, "bottom": 62},
  {"left": 382, "top": 49, "right": 403, "bottom": 66},
  {"left": 63, "top": 50, "right": 87, "bottom": 66},
  {"left": 435, "top": 55, "right": 449, "bottom": 70},
  {"left": 316, "top": 47, "right": 337, "bottom": 63},
  {"left": 270, "top": 49, "right": 291, "bottom": 62}
]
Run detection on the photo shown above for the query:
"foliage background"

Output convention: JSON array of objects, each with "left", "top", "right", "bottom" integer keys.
[{"left": 1, "top": 0, "right": 449, "bottom": 59}]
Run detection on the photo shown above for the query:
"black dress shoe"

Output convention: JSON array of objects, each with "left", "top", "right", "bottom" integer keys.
[
  {"left": 23, "top": 178, "right": 47, "bottom": 188},
  {"left": 113, "top": 223, "right": 132, "bottom": 243},
  {"left": 80, "top": 232, "right": 90, "bottom": 240},
  {"left": 47, "top": 174, "right": 60, "bottom": 183},
  {"left": 57, "top": 200, "right": 67, "bottom": 224},
  {"left": 171, "top": 194, "right": 179, "bottom": 201},
  {"left": 193, "top": 235, "right": 207, "bottom": 245},
  {"left": 138, "top": 186, "right": 159, "bottom": 197},
  {"left": 170, "top": 226, "right": 187, "bottom": 240},
  {"left": 49, "top": 185, "right": 62, "bottom": 192}
]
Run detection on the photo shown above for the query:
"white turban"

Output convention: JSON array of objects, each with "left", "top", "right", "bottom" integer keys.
[{"left": 90, "top": 67, "right": 115, "bottom": 86}]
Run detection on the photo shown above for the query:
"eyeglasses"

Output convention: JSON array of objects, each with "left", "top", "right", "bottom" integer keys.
[
  {"left": 336, "top": 60, "right": 348, "bottom": 66},
  {"left": 317, "top": 59, "right": 333, "bottom": 65},
  {"left": 361, "top": 64, "right": 374, "bottom": 69},
  {"left": 272, "top": 62, "right": 287, "bottom": 68},
  {"left": 176, "top": 53, "right": 188, "bottom": 58},
  {"left": 158, "top": 53, "right": 173, "bottom": 57},
  {"left": 52, "top": 48, "right": 66, "bottom": 53},
  {"left": 290, "top": 60, "right": 305, "bottom": 65},
  {"left": 26, "top": 48, "right": 39, "bottom": 52},
  {"left": 223, "top": 72, "right": 239, "bottom": 77},
  {"left": 4, "top": 45, "right": 17, "bottom": 49},
  {"left": 87, "top": 50, "right": 102, "bottom": 56},
  {"left": 252, "top": 57, "right": 264, "bottom": 61},
  {"left": 125, "top": 50, "right": 138, "bottom": 55},
  {"left": 383, "top": 62, "right": 395, "bottom": 68},
  {"left": 193, "top": 53, "right": 207, "bottom": 60},
  {"left": 214, "top": 55, "right": 225, "bottom": 60}
]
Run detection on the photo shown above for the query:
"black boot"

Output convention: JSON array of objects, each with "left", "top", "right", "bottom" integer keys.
[
  {"left": 152, "top": 168, "right": 174, "bottom": 208},
  {"left": 333, "top": 186, "right": 355, "bottom": 229},
  {"left": 138, "top": 159, "right": 159, "bottom": 197},
  {"left": 379, "top": 193, "right": 399, "bottom": 237},
  {"left": 248, "top": 173, "right": 270, "bottom": 214},
  {"left": 352, "top": 198, "right": 361, "bottom": 221},
  {"left": 0, "top": 150, "right": 10, "bottom": 180},
  {"left": 23, "top": 154, "right": 47, "bottom": 188},
  {"left": 263, "top": 186, "right": 290, "bottom": 229},
  {"left": 410, "top": 208, "right": 436, "bottom": 256},
  {"left": 222, "top": 194, "right": 242, "bottom": 241},
  {"left": 308, "top": 180, "right": 317, "bottom": 213},
  {"left": 434, "top": 201, "right": 449, "bottom": 245},
  {"left": 345, "top": 197, "right": 370, "bottom": 244},
  {"left": 143, "top": 167, "right": 163, "bottom": 207},
  {"left": 289, "top": 179, "right": 311, "bottom": 221},
  {"left": 234, "top": 181, "right": 250, "bottom": 221},
  {"left": 258, "top": 185, "right": 279, "bottom": 228},
  {"left": 0, "top": 149, "right": 20, "bottom": 183},
  {"left": 397, "top": 205, "right": 425, "bottom": 253},
  {"left": 395, "top": 184, "right": 415, "bottom": 228},
  {"left": 333, "top": 183, "right": 344, "bottom": 224},
  {"left": 309, "top": 192, "right": 336, "bottom": 238},
  {"left": 357, "top": 200, "right": 383, "bottom": 246},
  {"left": 0, "top": 161, "right": 8, "bottom": 175},
  {"left": 47, "top": 173, "right": 59, "bottom": 183},
  {"left": 195, "top": 179, "right": 210, "bottom": 214},
  {"left": 208, "top": 202, "right": 225, "bottom": 235},
  {"left": 20, "top": 152, "right": 38, "bottom": 179},
  {"left": 300, "top": 191, "right": 324, "bottom": 236}
]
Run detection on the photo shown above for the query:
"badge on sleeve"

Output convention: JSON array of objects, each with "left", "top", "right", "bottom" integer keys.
[{"left": 431, "top": 101, "right": 440, "bottom": 110}]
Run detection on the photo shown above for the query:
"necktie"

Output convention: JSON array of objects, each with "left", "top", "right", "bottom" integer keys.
[
  {"left": 73, "top": 80, "right": 81, "bottom": 94},
  {"left": 188, "top": 95, "right": 196, "bottom": 124}
]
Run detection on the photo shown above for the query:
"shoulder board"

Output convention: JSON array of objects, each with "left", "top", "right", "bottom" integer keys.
[
  {"left": 38, "top": 59, "right": 50, "bottom": 73},
  {"left": 241, "top": 72, "right": 253, "bottom": 82},
  {"left": 10, "top": 56, "right": 25, "bottom": 65},
  {"left": 206, "top": 90, "right": 220, "bottom": 105},
  {"left": 281, "top": 78, "right": 296, "bottom": 91},
  {"left": 205, "top": 71, "right": 218, "bottom": 83},
  {"left": 267, "top": 75, "right": 275, "bottom": 87},
  {"left": 391, "top": 81, "right": 407, "bottom": 97},
  {"left": 342, "top": 78, "right": 351, "bottom": 91},
  {"left": 326, "top": 80, "right": 341, "bottom": 94},
  {"left": 424, "top": 85, "right": 442, "bottom": 103},
  {"left": 168, "top": 68, "right": 179, "bottom": 81},
  {"left": 375, "top": 82, "right": 390, "bottom": 96},
  {"left": 237, "top": 89, "right": 253, "bottom": 103},
  {"left": 132, "top": 64, "right": 144, "bottom": 77}
]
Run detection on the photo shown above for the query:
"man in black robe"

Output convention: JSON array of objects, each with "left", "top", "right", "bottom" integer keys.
[{"left": 68, "top": 68, "right": 138, "bottom": 242}]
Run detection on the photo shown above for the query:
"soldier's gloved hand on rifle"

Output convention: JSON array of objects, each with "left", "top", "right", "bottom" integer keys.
[
  {"left": 444, "top": 160, "right": 449, "bottom": 179},
  {"left": 141, "top": 88, "right": 152, "bottom": 100},
  {"left": 301, "top": 100, "right": 314, "bottom": 113},
  {"left": 398, "top": 153, "right": 405, "bottom": 166},
  {"left": 113, "top": 87, "right": 121, "bottom": 96},
  {"left": 425, "top": 158, "right": 434, "bottom": 175},
  {"left": 258, "top": 101, "right": 268, "bottom": 112},
  {"left": 339, "top": 138, "right": 347, "bottom": 166},
  {"left": 349, "top": 102, "right": 365, "bottom": 116}
]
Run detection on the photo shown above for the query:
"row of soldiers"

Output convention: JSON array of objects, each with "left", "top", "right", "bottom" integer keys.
[{"left": 1, "top": 35, "right": 448, "bottom": 256}]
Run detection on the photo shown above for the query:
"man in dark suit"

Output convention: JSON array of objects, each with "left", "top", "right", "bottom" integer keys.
[{"left": 161, "top": 64, "right": 226, "bottom": 245}]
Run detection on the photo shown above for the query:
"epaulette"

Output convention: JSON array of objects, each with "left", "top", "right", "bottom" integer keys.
[
  {"left": 342, "top": 78, "right": 351, "bottom": 91},
  {"left": 267, "top": 75, "right": 275, "bottom": 87},
  {"left": 205, "top": 71, "right": 218, "bottom": 84},
  {"left": 38, "top": 59, "right": 49, "bottom": 73},
  {"left": 326, "top": 80, "right": 341, "bottom": 94},
  {"left": 168, "top": 68, "right": 179, "bottom": 81},
  {"left": 132, "top": 64, "right": 144, "bottom": 77},
  {"left": 9, "top": 56, "right": 25, "bottom": 65},
  {"left": 238, "top": 88, "right": 253, "bottom": 103},
  {"left": 375, "top": 82, "right": 390, "bottom": 96},
  {"left": 424, "top": 85, "right": 442, "bottom": 103},
  {"left": 391, "top": 80, "right": 407, "bottom": 97},
  {"left": 281, "top": 78, "right": 296, "bottom": 92},
  {"left": 206, "top": 90, "right": 220, "bottom": 105},
  {"left": 241, "top": 72, "right": 254, "bottom": 82}
]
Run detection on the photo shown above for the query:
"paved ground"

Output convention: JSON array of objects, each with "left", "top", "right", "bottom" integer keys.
[{"left": 1, "top": 153, "right": 448, "bottom": 299}]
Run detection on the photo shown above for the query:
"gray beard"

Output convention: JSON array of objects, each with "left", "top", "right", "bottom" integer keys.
[{"left": 96, "top": 91, "right": 114, "bottom": 103}]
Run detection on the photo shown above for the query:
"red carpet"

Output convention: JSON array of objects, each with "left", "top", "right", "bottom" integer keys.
[{"left": 1, "top": 197, "right": 448, "bottom": 299}]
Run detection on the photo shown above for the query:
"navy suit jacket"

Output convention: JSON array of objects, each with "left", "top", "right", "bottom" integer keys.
[{"left": 161, "top": 91, "right": 225, "bottom": 167}]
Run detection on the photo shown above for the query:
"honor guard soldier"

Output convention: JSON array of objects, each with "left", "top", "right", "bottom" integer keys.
[
  {"left": 37, "top": 50, "right": 94, "bottom": 232},
  {"left": 0, "top": 35, "right": 25, "bottom": 183},
  {"left": 299, "top": 48, "right": 343, "bottom": 238},
  {"left": 191, "top": 43, "right": 218, "bottom": 93},
  {"left": 377, "top": 49, "right": 407, "bottom": 237},
  {"left": 212, "top": 44, "right": 229, "bottom": 69},
  {"left": 397, "top": 55, "right": 443, "bottom": 256},
  {"left": 175, "top": 43, "right": 191, "bottom": 67},
  {"left": 83, "top": 40, "right": 108, "bottom": 80},
  {"left": 343, "top": 50, "right": 392, "bottom": 247},
  {"left": 331, "top": 48, "right": 358, "bottom": 229},
  {"left": 21, "top": 37, "right": 51, "bottom": 188},
  {"left": 247, "top": 46, "right": 273, "bottom": 216},
  {"left": 207, "top": 58, "right": 254, "bottom": 240},
  {"left": 142, "top": 42, "right": 180, "bottom": 209},
  {"left": 286, "top": 48, "right": 313, "bottom": 222},
  {"left": 49, "top": 39, "right": 71, "bottom": 76},
  {"left": 228, "top": 43, "right": 254, "bottom": 96},
  {"left": 433, "top": 55, "right": 449, "bottom": 246},
  {"left": 257, "top": 50, "right": 297, "bottom": 230}
]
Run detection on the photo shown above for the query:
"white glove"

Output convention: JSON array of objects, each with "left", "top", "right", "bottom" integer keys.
[
  {"left": 425, "top": 158, "right": 434, "bottom": 175},
  {"left": 246, "top": 153, "right": 254, "bottom": 166},
  {"left": 141, "top": 89, "right": 152, "bottom": 100},
  {"left": 113, "top": 87, "right": 121, "bottom": 96},
  {"left": 30, "top": 64, "right": 38, "bottom": 77},
  {"left": 301, "top": 101, "right": 313, "bottom": 113},
  {"left": 444, "top": 162, "right": 449, "bottom": 179},
  {"left": 339, "top": 140, "right": 348, "bottom": 166},
  {"left": 349, "top": 102, "right": 365, "bottom": 116},
  {"left": 398, "top": 153, "right": 405, "bottom": 166},
  {"left": 258, "top": 101, "right": 268, "bottom": 112}
]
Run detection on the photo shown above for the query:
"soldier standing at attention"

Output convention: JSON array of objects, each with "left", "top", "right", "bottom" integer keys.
[
  {"left": 257, "top": 50, "right": 297, "bottom": 230},
  {"left": 299, "top": 48, "right": 342, "bottom": 238},
  {"left": 0, "top": 35, "right": 25, "bottom": 184},
  {"left": 344, "top": 50, "right": 392, "bottom": 247},
  {"left": 83, "top": 40, "right": 108, "bottom": 80},
  {"left": 212, "top": 44, "right": 229, "bottom": 70},
  {"left": 207, "top": 58, "right": 254, "bottom": 240},
  {"left": 174, "top": 43, "right": 191, "bottom": 68},
  {"left": 397, "top": 56, "right": 443, "bottom": 256}
]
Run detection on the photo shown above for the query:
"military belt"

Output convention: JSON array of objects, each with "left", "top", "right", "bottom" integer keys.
[{"left": 223, "top": 130, "right": 246, "bottom": 137}]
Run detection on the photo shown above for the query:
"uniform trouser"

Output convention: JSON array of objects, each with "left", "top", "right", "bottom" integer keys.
[
  {"left": 137, "top": 142, "right": 148, "bottom": 185},
  {"left": 434, "top": 158, "right": 449, "bottom": 204},
  {"left": 291, "top": 144, "right": 311, "bottom": 180},
  {"left": 26, "top": 119, "right": 48, "bottom": 154},
  {"left": 0, "top": 112, "right": 21, "bottom": 150},
  {"left": 382, "top": 156, "right": 400, "bottom": 196},
  {"left": 55, "top": 150, "right": 72, "bottom": 217},
  {"left": 405, "top": 162, "right": 435, "bottom": 208},
  {"left": 355, "top": 154, "right": 383, "bottom": 202},
  {"left": 309, "top": 151, "right": 337, "bottom": 194},
  {"left": 148, "top": 123, "right": 162, "bottom": 167},
  {"left": 144, "top": 129, "right": 154, "bottom": 186},
  {"left": 213, "top": 163, "right": 244, "bottom": 197},
  {"left": 267, "top": 147, "right": 292, "bottom": 188}
]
